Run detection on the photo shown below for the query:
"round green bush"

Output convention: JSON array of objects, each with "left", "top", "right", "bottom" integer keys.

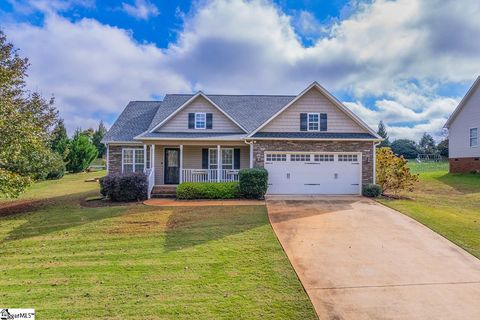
[
  {"left": 362, "top": 184, "right": 382, "bottom": 197},
  {"left": 238, "top": 168, "right": 268, "bottom": 199}
]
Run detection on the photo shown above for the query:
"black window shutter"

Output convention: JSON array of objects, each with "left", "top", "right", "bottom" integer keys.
[
  {"left": 300, "top": 113, "right": 307, "bottom": 131},
  {"left": 206, "top": 113, "right": 213, "bottom": 129},
  {"left": 188, "top": 113, "right": 195, "bottom": 129},
  {"left": 320, "top": 113, "right": 327, "bottom": 131},
  {"left": 202, "top": 149, "right": 209, "bottom": 169},
  {"left": 234, "top": 149, "right": 240, "bottom": 169}
]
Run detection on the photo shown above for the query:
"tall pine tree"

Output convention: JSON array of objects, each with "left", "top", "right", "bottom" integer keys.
[
  {"left": 92, "top": 121, "right": 107, "bottom": 158},
  {"left": 377, "top": 120, "right": 391, "bottom": 147},
  {"left": 50, "top": 119, "right": 70, "bottom": 160}
]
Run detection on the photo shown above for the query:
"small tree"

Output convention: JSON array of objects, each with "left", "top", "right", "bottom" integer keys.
[
  {"left": 92, "top": 121, "right": 107, "bottom": 158},
  {"left": 391, "top": 139, "right": 418, "bottom": 159},
  {"left": 66, "top": 130, "right": 98, "bottom": 173},
  {"left": 437, "top": 139, "right": 449, "bottom": 158},
  {"left": 376, "top": 147, "right": 418, "bottom": 195},
  {"left": 418, "top": 132, "right": 436, "bottom": 154},
  {"left": 377, "top": 120, "right": 391, "bottom": 147},
  {"left": 50, "top": 119, "right": 70, "bottom": 161}
]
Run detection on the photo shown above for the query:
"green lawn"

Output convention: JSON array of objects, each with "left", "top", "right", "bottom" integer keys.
[
  {"left": 0, "top": 173, "right": 316, "bottom": 319},
  {"left": 406, "top": 160, "right": 449, "bottom": 174},
  {"left": 378, "top": 165, "right": 480, "bottom": 259}
]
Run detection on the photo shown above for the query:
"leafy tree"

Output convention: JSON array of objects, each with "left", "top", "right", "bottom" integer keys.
[
  {"left": 66, "top": 130, "right": 98, "bottom": 173},
  {"left": 82, "top": 128, "right": 95, "bottom": 138},
  {"left": 437, "top": 139, "right": 449, "bottom": 158},
  {"left": 50, "top": 119, "right": 70, "bottom": 160},
  {"left": 377, "top": 120, "right": 391, "bottom": 147},
  {"left": 391, "top": 139, "right": 418, "bottom": 159},
  {"left": 418, "top": 132, "right": 436, "bottom": 154},
  {"left": 0, "top": 30, "right": 59, "bottom": 197},
  {"left": 92, "top": 121, "right": 107, "bottom": 158},
  {"left": 376, "top": 147, "right": 418, "bottom": 195}
]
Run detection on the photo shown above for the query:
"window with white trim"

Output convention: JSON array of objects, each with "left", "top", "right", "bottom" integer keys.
[
  {"left": 122, "top": 148, "right": 144, "bottom": 173},
  {"left": 266, "top": 154, "right": 287, "bottom": 161},
  {"left": 208, "top": 148, "right": 234, "bottom": 169},
  {"left": 291, "top": 154, "right": 311, "bottom": 162},
  {"left": 338, "top": 154, "right": 358, "bottom": 162},
  {"left": 470, "top": 128, "right": 478, "bottom": 147},
  {"left": 308, "top": 113, "right": 319, "bottom": 131},
  {"left": 314, "top": 154, "right": 334, "bottom": 162},
  {"left": 195, "top": 112, "right": 206, "bottom": 129}
]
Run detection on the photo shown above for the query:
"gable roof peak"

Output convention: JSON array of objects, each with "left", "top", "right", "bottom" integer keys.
[{"left": 444, "top": 76, "right": 480, "bottom": 128}]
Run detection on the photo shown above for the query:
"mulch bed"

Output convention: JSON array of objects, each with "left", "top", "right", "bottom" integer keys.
[{"left": 0, "top": 199, "right": 48, "bottom": 217}]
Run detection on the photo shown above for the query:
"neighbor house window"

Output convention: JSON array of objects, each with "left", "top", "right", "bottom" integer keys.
[
  {"left": 470, "top": 128, "right": 478, "bottom": 147},
  {"left": 122, "top": 148, "right": 144, "bottom": 173},
  {"left": 208, "top": 148, "right": 234, "bottom": 169},
  {"left": 308, "top": 113, "right": 319, "bottom": 131},
  {"left": 195, "top": 112, "right": 206, "bottom": 129}
]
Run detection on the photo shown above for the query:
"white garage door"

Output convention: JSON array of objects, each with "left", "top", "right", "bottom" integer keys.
[{"left": 264, "top": 152, "right": 361, "bottom": 195}]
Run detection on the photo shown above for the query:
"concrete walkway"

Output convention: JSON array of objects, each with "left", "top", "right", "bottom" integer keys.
[
  {"left": 267, "top": 196, "right": 480, "bottom": 320},
  {"left": 144, "top": 198, "right": 264, "bottom": 207}
]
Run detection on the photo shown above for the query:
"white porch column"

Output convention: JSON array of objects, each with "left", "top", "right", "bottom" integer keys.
[
  {"left": 143, "top": 144, "right": 147, "bottom": 173},
  {"left": 249, "top": 143, "right": 254, "bottom": 168},
  {"left": 217, "top": 145, "right": 221, "bottom": 182},
  {"left": 179, "top": 145, "right": 183, "bottom": 183}
]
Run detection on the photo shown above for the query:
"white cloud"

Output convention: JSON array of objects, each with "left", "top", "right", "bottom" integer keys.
[
  {"left": 2, "top": 0, "right": 479, "bottom": 139},
  {"left": 121, "top": 0, "right": 159, "bottom": 20}
]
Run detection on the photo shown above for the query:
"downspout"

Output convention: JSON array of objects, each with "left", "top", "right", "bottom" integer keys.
[{"left": 373, "top": 141, "right": 381, "bottom": 184}]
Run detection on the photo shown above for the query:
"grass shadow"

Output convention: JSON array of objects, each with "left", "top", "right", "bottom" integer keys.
[
  {"left": 0, "top": 191, "right": 132, "bottom": 242},
  {"left": 435, "top": 173, "right": 480, "bottom": 194},
  {"left": 164, "top": 205, "right": 268, "bottom": 252}
]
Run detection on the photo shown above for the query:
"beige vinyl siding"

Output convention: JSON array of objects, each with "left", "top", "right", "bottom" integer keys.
[
  {"left": 260, "top": 88, "right": 366, "bottom": 133},
  {"left": 449, "top": 85, "right": 480, "bottom": 158},
  {"left": 157, "top": 96, "right": 243, "bottom": 133},
  {"left": 153, "top": 145, "right": 249, "bottom": 184}
]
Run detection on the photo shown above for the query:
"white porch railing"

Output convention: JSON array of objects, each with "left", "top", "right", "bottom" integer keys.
[
  {"left": 182, "top": 169, "right": 239, "bottom": 183},
  {"left": 146, "top": 168, "right": 155, "bottom": 198}
]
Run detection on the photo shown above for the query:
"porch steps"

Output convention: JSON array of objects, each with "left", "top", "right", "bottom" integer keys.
[{"left": 151, "top": 185, "right": 177, "bottom": 198}]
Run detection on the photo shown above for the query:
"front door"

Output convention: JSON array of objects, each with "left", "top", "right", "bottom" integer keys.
[{"left": 164, "top": 148, "right": 180, "bottom": 184}]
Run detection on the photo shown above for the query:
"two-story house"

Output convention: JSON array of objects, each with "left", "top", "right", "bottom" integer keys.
[
  {"left": 445, "top": 76, "right": 480, "bottom": 173},
  {"left": 102, "top": 82, "right": 382, "bottom": 197}
]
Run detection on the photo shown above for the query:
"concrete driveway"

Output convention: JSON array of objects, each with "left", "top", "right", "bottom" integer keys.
[{"left": 267, "top": 196, "right": 480, "bottom": 320}]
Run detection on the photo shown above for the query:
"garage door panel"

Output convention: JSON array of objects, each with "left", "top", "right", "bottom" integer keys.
[{"left": 265, "top": 152, "right": 361, "bottom": 195}]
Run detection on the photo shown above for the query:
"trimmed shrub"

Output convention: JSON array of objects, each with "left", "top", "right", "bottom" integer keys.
[
  {"left": 362, "top": 184, "right": 382, "bottom": 197},
  {"left": 177, "top": 182, "right": 239, "bottom": 200},
  {"left": 99, "top": 173, "right": 147, "bottom": 202},
  {"left": 238, "top": 168, "right": 268, "bottom": 199}
]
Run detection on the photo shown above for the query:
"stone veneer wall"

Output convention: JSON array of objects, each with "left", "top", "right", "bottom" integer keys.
[
  {"left": 449, "top": 157, "right": 480, "bottom": 173},
  {"left": 108, "top": 145, "right": 123, "bottom": 175},
  {"left": 252, "top": 140, "right": 375, "bottom": 185}
]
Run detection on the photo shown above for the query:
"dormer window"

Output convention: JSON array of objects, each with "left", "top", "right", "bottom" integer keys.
[
  {"left": 195, "top": 112, "right": 206, "bottom": 129},
  {"left": 308, "top": 113, "right": 319, "bottom": 131},
  {"left": 188, "top": 112, "right": 213, "bottom": 129}
]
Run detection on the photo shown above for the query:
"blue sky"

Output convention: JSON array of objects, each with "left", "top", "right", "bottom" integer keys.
[{"left": 1, "top": 0, "right": 479, "bottom": 141}]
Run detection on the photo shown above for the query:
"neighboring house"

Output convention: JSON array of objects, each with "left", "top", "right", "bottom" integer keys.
[
  {"left": 445, "top": 76, "right": 480, "bottom": 173},
  {"left": 102, "top": 82, "right": 382, "bottom": 196}
]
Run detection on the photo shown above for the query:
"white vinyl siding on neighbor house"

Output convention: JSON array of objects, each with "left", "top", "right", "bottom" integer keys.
[
  {"left": 260, "top": 87, "right": 366, "bottom": 133},
  {"left": 156, "top": 96, "right": 243, "bottom": 133},
  {"left": 448, "top": 85, "right": 480, "bottom": 158}
]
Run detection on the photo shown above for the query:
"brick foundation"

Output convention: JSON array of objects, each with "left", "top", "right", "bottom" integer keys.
[
  {"left": 449, "top": 157, "right": 480, "bottom": 173},
  {"left": 252, "top": 140, "right": 375, "bottom": 185}
]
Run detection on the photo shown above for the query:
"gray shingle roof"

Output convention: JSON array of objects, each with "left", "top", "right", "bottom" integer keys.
[
  {"left": 102, "top": 101, "right": 160, "bottom": 142},
  {"left": 251, "top": 132, "right": 377, "bottom": 139},
  {"left": 140, "top": 132, "right": 246, "bottom": 140}
]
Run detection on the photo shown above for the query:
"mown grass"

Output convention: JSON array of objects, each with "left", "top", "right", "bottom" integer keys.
[
  {"left": 406, "top": 160, "right": 449, "bottom": 174},
  {"left": 0, "top": 172, "right": 316, "bottom": 319},
  {"left": 378, "top": 165, "right": 480, "bottom": 259}
]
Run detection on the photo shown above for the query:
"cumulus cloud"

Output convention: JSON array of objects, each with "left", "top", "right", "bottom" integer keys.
[
  {"left": 2, "top": 0, "right": 479, "bottom": 139},
  {"left": 121, "top": 0, "right": 159, "bottom": 20}
]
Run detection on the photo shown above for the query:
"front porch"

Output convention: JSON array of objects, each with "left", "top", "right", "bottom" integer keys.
[{"left": 136, "top": 142, "right": 253, "bottom": 198}]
